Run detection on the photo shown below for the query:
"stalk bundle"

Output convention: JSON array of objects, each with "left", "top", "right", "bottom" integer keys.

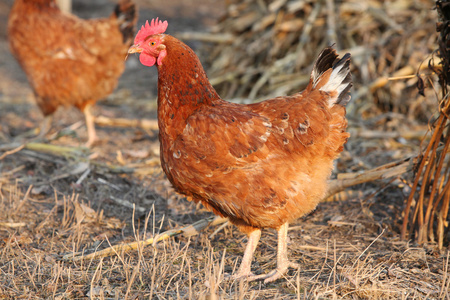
[
  {"left": 401, "top": 0, "right": 450, "bottom": 249},
  {"left": 205, "top": 0, "right": 436, "bottom": 121}
]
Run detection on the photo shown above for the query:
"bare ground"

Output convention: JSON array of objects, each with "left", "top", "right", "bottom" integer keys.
[{"left": 0, "top": 0, "right": 449, "bottom": 299}]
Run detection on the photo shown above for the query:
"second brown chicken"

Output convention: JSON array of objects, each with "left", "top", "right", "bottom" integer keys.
[{"left": 8, "top": 0, "right": 138, "bottom": 146}]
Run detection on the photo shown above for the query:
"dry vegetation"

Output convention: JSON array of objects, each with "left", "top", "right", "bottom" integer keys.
[
  {"left": 402, "top": 0, "right": 450, "bottom": 250},
  {"left": 205, "top": 0, "right": 437, "bottom": 121},
  {"left": 0, "top": 0, "right": 450, "bottom": 299},
  {"left": 1, "top": 168, "right": 449, "bottom": 299}
]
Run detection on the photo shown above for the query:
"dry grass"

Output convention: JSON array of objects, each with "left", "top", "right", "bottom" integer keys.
[
  {"left": 0, "top": 164, "right": 449, "bottom": 299},
  {"left": 204, "top": 0, "right": 438, "bottom": 124},
  {"left": 0, "top": 0, "right": 449, "bottom": 299}
]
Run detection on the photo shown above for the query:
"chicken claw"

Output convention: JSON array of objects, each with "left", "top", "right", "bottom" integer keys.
[
  {"left": 250, "top": 222, "right": 299, "bottom": 283},
  {"left": 248, "top": 261, "right": 300, "bottom": 283},
  {"left": 230, "top": 222, "right": 299, "bottom": 283}
]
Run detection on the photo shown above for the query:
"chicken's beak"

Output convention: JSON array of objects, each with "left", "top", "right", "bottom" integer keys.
[
  {"left": 126, "top": 44, "right": 142, "bottom": 60},
  {"left": 128, "top": 44, "right": 142, "bottom": 54}
]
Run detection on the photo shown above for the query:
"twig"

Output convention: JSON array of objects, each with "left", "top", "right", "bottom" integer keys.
[
  {"left": 0, "top": 142, "right": 134, "bottom": 174},
  {"left": 174, "top": 32, "right": 234, "bottom": 44},
  {"left": 75, "top": 168, "right": 91, "bottom": 185},
  {"left": 352, "top": 228, "right": 385, "bottom": 268},
  {"left": 325, "top": 156, "right": 414, "bottom": 199},
  {"left": 109, "top": 195, "right": 147, "bottom": 214},
  {"left": 14, "top": 185, "right": 32, "bottom": 214},
  {"left": 297, "top": 245, "right": 327, "bottom": 251},
  {"left": 367, "top": 6, "right": 403, "bottom": 33},
  {"left": 97, "top": 178, "right": 121, "bottom": 191},
  {"left": 440, "top": 251, "right": 449, "bottom": 298},
  {"left": 324, "top": 190, "right": 363, "bottom": 202},
  {"left": 62, "top": 216, "right": 227, "bottom": 261},
  {"left": 209, "top": 220, "right": 230, "bottom": 239},
  {"left": 0, "top": 143, "right": 25, "bottom": 160},
  {"left": 349, "top": 128, "right": 428, "bottom": 141},
  {"left": 326, "top": 143, "right": 450, "bottom": 200},
  {"left": 25, "top": 142, "right": 88, "bottom": 157},
  {"left": 17, "top": 150, "right": 67, "bottom": 165},
  {"left": 48, "top": 162, "right": 90, "bottom": 183},
  {"left": 1, "top": 142, "right": 88, "bottom": 158},
  {"left": 0, "top": 222, "right": 27, "bottom": 228},
  {"left": 90, "top": 161, "right": 134, "bottom": 174},
  {"left": 94, "top": 116, "right": 158, "bottom": 130},
  {"left": 294, "top": 2, "right": 322, "bottom": 67},
  {"left": 325, "top": 0, "right": 338, "bottom": 47}
]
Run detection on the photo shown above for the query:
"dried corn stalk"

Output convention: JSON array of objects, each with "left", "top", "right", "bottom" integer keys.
[
  {"left": 206, "top": 0, "right": 437, "bottom": 121},
  {"left": 401, "top": 0, "right": 450, "bottom": 249}
]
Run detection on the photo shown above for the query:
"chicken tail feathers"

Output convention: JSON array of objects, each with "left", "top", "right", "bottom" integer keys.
[
  {"left": 310, "top": 47, "right": 352, "bottom": 107},
  {"left": 114, "top": 0, "right": 138, "bottom": 44}
]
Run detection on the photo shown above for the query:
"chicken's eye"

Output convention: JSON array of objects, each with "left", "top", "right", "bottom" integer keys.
[{"left": 150, "top": 41, "right": 156, "bottom": 46}]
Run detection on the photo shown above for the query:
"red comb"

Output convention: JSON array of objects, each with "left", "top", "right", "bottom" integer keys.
[{"left": 134, "top": 18, "right": 168, "bottom": 44}]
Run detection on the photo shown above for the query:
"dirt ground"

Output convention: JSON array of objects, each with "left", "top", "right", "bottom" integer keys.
[{"left": 0, "top": 0, "right": 449, "bottom": 299}]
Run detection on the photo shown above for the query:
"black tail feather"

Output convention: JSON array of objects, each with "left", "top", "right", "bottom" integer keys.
[
  {"left": 311, "top": 47, "right": 352, "bottom": 107},
  {"left": 333, "top": 53, "right": 352, "bottom": 106}
]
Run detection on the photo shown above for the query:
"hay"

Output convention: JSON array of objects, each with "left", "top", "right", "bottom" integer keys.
[
  {"left": 402, "top": 0, "right": 450, "bottom": 249},
  {"left": 202, "top": 0, "right": 437, "bottom": 122}
]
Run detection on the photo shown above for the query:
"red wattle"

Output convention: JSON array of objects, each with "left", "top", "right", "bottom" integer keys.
[{"left": 140, "top": 54, "right": 156, "bottom": 67}]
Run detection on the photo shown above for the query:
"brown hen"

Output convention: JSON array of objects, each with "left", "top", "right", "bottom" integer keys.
[
  {"left": 8, "top": 0, "right": 137, "bottom": 146},
  {"left": 129, "top": 19, "right": 352, "bottom": 283}
]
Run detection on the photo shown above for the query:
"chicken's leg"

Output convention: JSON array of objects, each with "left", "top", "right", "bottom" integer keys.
[
  {"left": 248, "top": 222, "right": 299, "bottom": 283},
  {"left": 83, "top": 103, "right": 97, "bottom": 147},
  {"left": 231, "top": 228, "right": 261, "bottom": 279}
]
